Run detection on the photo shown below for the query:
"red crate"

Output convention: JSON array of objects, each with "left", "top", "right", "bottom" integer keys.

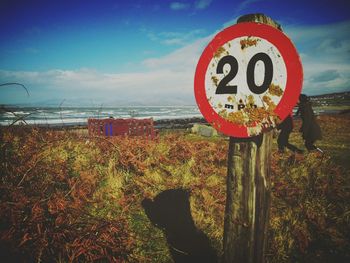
[{"left": 88, "top": 118, "right": 158, "bottom": 139}]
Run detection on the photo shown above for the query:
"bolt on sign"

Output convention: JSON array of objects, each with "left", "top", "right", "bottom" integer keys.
[{"left": 194, "top": 22, "right": 303, "bottom": 137}]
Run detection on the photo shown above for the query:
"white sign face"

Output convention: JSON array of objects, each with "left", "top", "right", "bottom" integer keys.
[
  {"left": 205, "top": 37, "right": 287, "bottom": 134},
  {"left": 206, "top": 37, "right": 287, "bottom": 112},
  {"left": 194, "top": 22, "right": 303, "bottom": 138}
]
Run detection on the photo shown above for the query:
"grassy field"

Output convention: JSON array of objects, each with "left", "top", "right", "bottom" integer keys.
[{"left": 0, "top": 114, "right": 349, "bottom": 262}]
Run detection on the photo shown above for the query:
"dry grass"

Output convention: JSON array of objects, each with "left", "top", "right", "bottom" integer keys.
[{"left": 0, "top": 114, "right": 349, "bottom": 262}]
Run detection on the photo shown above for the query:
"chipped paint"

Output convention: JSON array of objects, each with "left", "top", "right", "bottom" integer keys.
[
  {"left": 214, "top": 46, "right": 227, "bottom": 58},
  {"left": 195, "top": 22, "right": 302, "bottom": 138},
  {"left": 268, "top": 83, "right": 283, "bottom": 97},
  {"left": 247, "top": 95, "right": 255, "bottom": 105},
  {"left": 211, "top": 76, "right": 219, "bottom": 87},
  {"left": 240, "top": 37, "right": 261, "bottom": 50},
  {"left": 227, "top": 96, "right": 234, "bottom": 102}
]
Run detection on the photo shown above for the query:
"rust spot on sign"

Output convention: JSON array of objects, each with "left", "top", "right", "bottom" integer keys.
[
  {"left": 247, "top": 95, "right": 255, "bottom": 105},
  {"left": 240, "top": 37, "right": 260, "bottom": 50},
  {"left": 211, "top": 76, "right": 219, "bottom": 87},
  {"left": 263, "top": 96, "right": 277, "bottom": 111},
  {"left": 214, "top": 46, "right": 227, "bottom": 58},
  {"left": 268, "top": 83, "right": 283, "bottom": 97},
  {"left": 227, "top": 96, "right": 234, "bottom": 102}
]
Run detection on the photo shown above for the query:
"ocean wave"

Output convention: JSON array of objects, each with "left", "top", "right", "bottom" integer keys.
[
  {"left": 57, "top": 110, "right": 75, "bottom": 114},
  {"left": 12, "top": 111, "right": 31, "bottom": 115},
  {"left": 0, "top": 106, "right": 202, "bottom": 125}
]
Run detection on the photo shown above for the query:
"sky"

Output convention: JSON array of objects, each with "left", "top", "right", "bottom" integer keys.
[{"left": 0, "top": 0, "right": 349, "bottom": 106}]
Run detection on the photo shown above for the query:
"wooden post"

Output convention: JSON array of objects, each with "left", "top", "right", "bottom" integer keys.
[{"left": 222, "top": 14, "right": 281, "bottom": 263}]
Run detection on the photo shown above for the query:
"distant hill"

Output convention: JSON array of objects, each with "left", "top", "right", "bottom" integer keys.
[{"left": 309, "top": 91, "right": 350, "bottom": 107}]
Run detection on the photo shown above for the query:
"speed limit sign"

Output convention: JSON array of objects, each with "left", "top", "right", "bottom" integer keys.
[{"left": 194, "top": 22, "right": 303, "bottom": 137}]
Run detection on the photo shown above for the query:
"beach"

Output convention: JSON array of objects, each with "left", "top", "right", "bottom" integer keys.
[
  {"left": 0, "top": 106, "right": 203, "bottom": 126},
  {"left": 1, "top": 104, "right": 349, "bottom": 131}
]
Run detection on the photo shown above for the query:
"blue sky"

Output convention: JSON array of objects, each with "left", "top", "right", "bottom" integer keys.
[{"left": 0, "top": 0, "right": 349, "bottom": 105}]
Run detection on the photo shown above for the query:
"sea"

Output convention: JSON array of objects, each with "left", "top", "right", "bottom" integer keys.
[
  {"left": 0, "top": 106, "right": 203, "bottom": 126},
  {"left": 0, "top": 105, "right": 341, "bottom": 127}
]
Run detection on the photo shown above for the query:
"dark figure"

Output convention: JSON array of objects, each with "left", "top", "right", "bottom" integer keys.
[
  {"left": 277, "top": 115, "right": 303, "bottom": 153},
  {"left": 142, "top": 189, "right": 218, "bottom": 263},
  {"left": 296, "top": 94, "right": 322, "bottom": 151}
]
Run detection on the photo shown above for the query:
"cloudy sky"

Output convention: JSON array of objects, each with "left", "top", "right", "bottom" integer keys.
[{"left": 0, "top": 0, "right": 349, "bottom": 106}]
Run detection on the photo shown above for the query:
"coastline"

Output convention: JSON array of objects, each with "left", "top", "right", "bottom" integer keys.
[
  {"left": 0, "top": 117, "right": 207, "bottom": 130},
  {"left": 1, "top": 108, "right": 349, "bottom": 130}
]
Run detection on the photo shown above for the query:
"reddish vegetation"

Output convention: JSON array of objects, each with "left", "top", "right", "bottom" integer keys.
[
  {"left": 0, "top": 128, "right": 134, "bottom": 262},
  {"left": 0, "top": 115, "right": 349, "bottom": 262}
]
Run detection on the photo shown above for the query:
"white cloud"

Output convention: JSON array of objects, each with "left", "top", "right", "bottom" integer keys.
[
  {"left": 160, "top": 29, "right": 205, "bottom": 46},
  {"left": 311, "top": 70, "right": 341, "bottom": 83},
  {"left": 222, "top": 17, "right": 239, "bottom": 28},
  {"left": 220, "top": 2, "right": 265, "bottom": 30},
  {"left": 283, "top": 20, "right": 350, "bottom": 95},
  {"left": 1, "top": 19, "right": 350, "bottom": 105},
  {"left": 0, "top": 34, "right": 212, "bottom": 105},
  {"left": 235, "top": 0, "right": 263, "bottom": 16},
  {"left": 144, "top": 28, "right": 206, "bottom": 46},
  {"left": 222, "top": 0, "right": 264, "bottom": 28},
  {"left": 195, "top": 0, "right": 213, "bottom": 10},
  {"left": 170, "top": 2, "right": 190, "bottom": 11},
  {"left": 0, "top": 67, "right": 197, "bottom": 105},
  {"left": 142, "top": 35, "right": 211, "bottom": 70},
  {"left": 170, "top": 0, "right": 212, "bottom": 12}
]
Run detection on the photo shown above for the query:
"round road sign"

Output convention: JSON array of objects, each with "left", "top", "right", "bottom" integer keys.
[{"left": 194, "top": 22, "right": 303, "bottom": 138}]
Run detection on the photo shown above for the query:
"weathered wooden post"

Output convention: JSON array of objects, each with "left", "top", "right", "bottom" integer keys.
[
  {"left": 223, "top": 14, "right": 283, "bottom": 263},
  {"left": 193, "top": 12, "right": 303, "bottom": 263},
  {"left": 223, "top": 133, "right": 272, "bottom": 262}
]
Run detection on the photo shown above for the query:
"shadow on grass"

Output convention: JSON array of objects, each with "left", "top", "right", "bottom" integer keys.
[
  {"left": 0, "top": 242, "right": 26, "bottom": 263},
  {"left": 142, "top": 189, "right": 218, "bottom": 263}
]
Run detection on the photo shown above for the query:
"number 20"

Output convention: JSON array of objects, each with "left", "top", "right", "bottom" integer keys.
[{"left": 215, "top": 53, "right": 273, "bottom": 95}]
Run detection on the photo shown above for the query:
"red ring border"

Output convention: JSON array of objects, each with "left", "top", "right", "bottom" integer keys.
[{"left": 194, "top": 22, "right": 303, "bottom": 138}]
